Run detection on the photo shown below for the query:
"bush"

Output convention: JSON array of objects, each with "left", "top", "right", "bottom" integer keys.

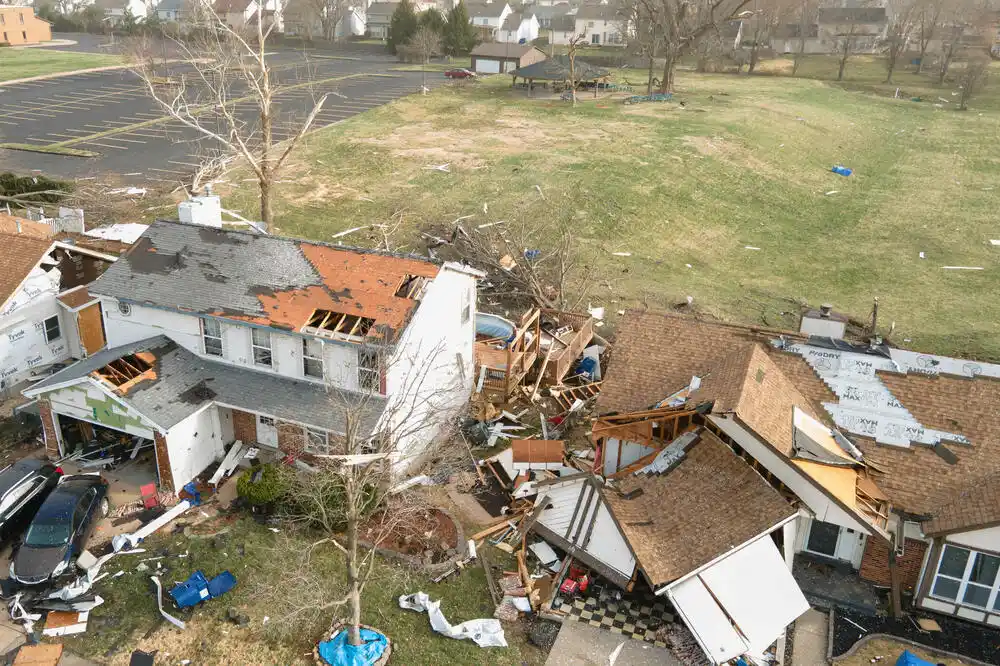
[{"left": 236, "top": 463, "right": 289, "bottom": 506}]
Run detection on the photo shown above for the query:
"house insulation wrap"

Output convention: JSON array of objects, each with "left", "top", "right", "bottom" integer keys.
[{"left": 0, "top": 265, "right": 66, "bottom": 386}]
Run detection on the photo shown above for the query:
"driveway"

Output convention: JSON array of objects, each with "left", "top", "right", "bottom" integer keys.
[{"left": 544, "top": 620, "right": 681, "bottom": 666}]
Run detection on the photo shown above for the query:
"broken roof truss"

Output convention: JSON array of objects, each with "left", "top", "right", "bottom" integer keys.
[{"left": 91, "top": 352, "right": 156, "bottom": 394}]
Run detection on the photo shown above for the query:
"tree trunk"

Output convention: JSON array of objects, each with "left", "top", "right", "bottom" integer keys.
[
  {"left": 748, "top": 44, "right": 759, "bottom": 74},
  {"left": 346, "top": 507, "right": 362, "bottom": 646},
  {"left": 793, "top": 37, "right": 805, "bottom": 76},
  {"left": 646, "top": 53, "right": 654, "bottom": 95},
  {"left": 885, "top": 51, "right": 896, "bottom": 84},
  {"left": 939, "top": 43, "right": 955, "bottom": 85},
  {"left": 837, "top": 39, "right": 850, "bottom": 81},
  {"left": 916, "top": 41, "right": 928, "bottom": 74},
  {"left": 660, "top": 52, "right": 675, "bottom": 93}
]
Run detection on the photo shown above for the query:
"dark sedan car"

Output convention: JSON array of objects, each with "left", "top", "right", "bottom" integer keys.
[
  {"left": 0, "top": 459, "right": 62, "bottom": 541},
  {"left": 10, "top": 474, "right": 109, "bottom": 585}
]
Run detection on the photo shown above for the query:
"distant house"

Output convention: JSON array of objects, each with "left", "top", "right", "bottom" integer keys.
[
  {"left": 283, "top": 0, "right": 365, "bottom": 39},
  {"left": 817, "top": 7, "right": 887, "bottom": 53},
  {"left": 465, "top": 0, "right": 511, "bottom": 41},
  {"left": 769, "top": 23, "right": 822, "bottom": 55},
  {"left": 0, "top": 5, "right": 51, "bottom": 44},
  {"left": 470, "top": 42, "right": 545, "bottom": 73},
  {"left": 154, "top": 0, "right": 190, "bottom": 22},
  {"left": 497, "top": 11, "right": 538, "bottom": 44},
  {"left": 213, "top": 0, "right": 282, "bottom": 31},
  {"left": 93, "top": 0, "right": 149, "bottom": 26},
  {"left": 366, "top": 1, "right": 397, "bottom": 39},
  {"left": 546, "top": 14, "right": 577, "bottom": 46},
  {"left": 574, "top": 3, "right": 623, "bottom": 46},
  {"left": 531, "top": 3, "right": 571, "bottom": 30}
]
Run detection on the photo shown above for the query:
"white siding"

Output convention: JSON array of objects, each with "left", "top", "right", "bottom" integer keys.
[
  {"left": 47, "top": 382, "right": 156, "bottom": 439},
  {"left": 946, "top": 525, "right": 1000, "bottom": 552},
  {"left": 102, "top": 300, "right": 202, "bottom": 351},
  {"left": 709, "top": 415, "right": 872, "bottom": 535},
  {"left": 384, "top": 265, "right": 476, "bottom": 473},
  {"left": 602, "top": 437, "right": 656, "bottom": 476},
  {"left": 165, "top": 404, "right": 225, "bottom": 491},
  {"left": 587, "top": 501, "right": 636, "bottom": 577}
]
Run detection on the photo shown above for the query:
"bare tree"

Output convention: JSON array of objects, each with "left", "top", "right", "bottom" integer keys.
[
  {"left": 882, "top": 0, "right": 919, "bottom": 83},
  {"left": 621, "top": 0, "right": 659, "bottom": 94},
  {"left": 914, "top": 0, "right": 944, "bottom": 73},
  {"left": 262, "top": 344, "right": 468, "bottom": 647},
  {"left": 957, "top": 53, "right": 990, "bottom": 109},
  {"left": 127, "top": 1, "right": 328, "bottom": 226},
  {"left": 745, "top": 0, "right": 790, "bottom": 74},
  {"left": 408, "top": 24, "right": 442, "bottom": 92},
  {"left": 641, "top": 0, "right": 752, "bottom": 92},
  {"left": 306, "top": 0, "right": 352, "bottom": 41},
  {"left": 566, "top": 33, "right": 586, "bottom": 106},
  {"left": 791, "top": 0, "right": 818, "bottom": 75},
  {"left": 836, "top": 23, "right": 859, "bottom": 81}
]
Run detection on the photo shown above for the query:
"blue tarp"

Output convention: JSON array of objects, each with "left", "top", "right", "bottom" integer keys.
[
  {"left": 895, "top": 650, "right": 935, "bottom": 666},
  {"left": 317, "top": 628, "right": 389, "bottom": 666}
]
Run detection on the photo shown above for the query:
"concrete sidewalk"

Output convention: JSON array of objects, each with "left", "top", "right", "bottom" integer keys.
[
  {"left": 791, "top": 609, "right": 829, "bottom": 666},
  {"left": 544, "top": 620, "right": 681, "bottom": 666}
]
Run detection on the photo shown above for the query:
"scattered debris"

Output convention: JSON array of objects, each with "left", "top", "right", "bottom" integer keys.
[
  {"left": 151, "top": 576, "right": 186, "bottom": 630},
  {"left": 610, "top": 251, "right": 632, "bottom": 257},
  {"left": 744, "top": 246, "right": 761, "bottom": 251},
  {"left": 919, "top": 252, "right": 925, "bottom": 259},
  {"left": 399, "top": 592, "right": 507, "bottom": 648},
  {"left": 942, "top": 266, "right": 984, "bottom": 270},
  {"left": 169, "top": 570, "right": 237, "bottom": 608},
  {"left": 831, "top": 166, "right": 853, "bottom": 177},
  {"left": 825, "top": 191, "right": 839, "bottom": 196},
  {"left": 42, "top": 610, "right": 89, "bottom": 637}
]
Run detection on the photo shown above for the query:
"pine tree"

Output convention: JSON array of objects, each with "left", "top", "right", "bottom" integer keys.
[
  {"left": 418, "top": 8, "right": 446, "bottom": 35},
  {"left": 442, "top": 1, "right": 478, "bottom": 56},
  {"left": 388, "top": 0, "right": 419, "bottom": 54}
]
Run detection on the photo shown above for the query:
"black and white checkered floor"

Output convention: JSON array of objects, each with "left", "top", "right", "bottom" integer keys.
[{"left": 554, "top": 590, "right": 676, "bottom": 647}]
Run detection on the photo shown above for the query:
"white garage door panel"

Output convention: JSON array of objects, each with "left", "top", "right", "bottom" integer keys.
[
  {"left": 476, "top": 59, "right": 501, "bottom": 73},
  {"left": 699, "top": 537, "right": 810, "bottom": 655},
  {"left": 668, "top": 577, "right": 746, "bottom": 664}
]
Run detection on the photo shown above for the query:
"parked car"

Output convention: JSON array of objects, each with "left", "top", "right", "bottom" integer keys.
[
  {"left": 9, "top": 474, "right": 109, "bottom": 585},
  {"left": 0, "top": 459, "right": 62, "bottom": 542},
  {"left": 444, "top": 68, "right": 476, "bottom": 79}
]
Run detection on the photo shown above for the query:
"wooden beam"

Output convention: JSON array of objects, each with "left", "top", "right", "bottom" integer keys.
[
  {"left": 332, "top": 313, "right": 349, "bottom": 333},
  {"left": 348, "top": 316, "right": 362, "bottom": 336},
  {"left": 317, "top": 310, "right": 333, "bottom": 330}
]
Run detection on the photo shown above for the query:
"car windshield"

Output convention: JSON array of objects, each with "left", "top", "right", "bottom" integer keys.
[{"left": 23, "top": 521, "right": 72, "bottom": 547}]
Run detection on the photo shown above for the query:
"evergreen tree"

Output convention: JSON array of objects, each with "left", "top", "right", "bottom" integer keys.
[
  {"left": 418, "top": 8, "right": 446, "bottom": 35},
  {"left": 442, "top": 1, "right": 478, "bottom": 56},
  {"left": 388, "top": 0, "right": 419, "bottom": 54}
]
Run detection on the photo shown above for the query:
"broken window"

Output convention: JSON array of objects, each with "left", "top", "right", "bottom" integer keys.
[
  {"left": 94, "top": 353, "right": 153, "bottom": 387},
  {"left": 305, "top": 427, "right": 328, "bottom": 454},
  {"left": 395, "top": 275, "right": 429, "bottom": 300},
  {"left": 358, "top": 348, "right": 380, "bottom": 393},
  {"left": 43, "top": 316, "right": 61, "bottom": 343},
  {"left": 461, "top": 288, "right": 472, "bottom": 324},
  {"left": 202, "top": 318, "right": 223, "bottom": 357},
  {"left": 303, "top": 309, "right": 375, "bottom": 341},
  {"left": 251, "top": 328, "right": 272, "bottom": 367},
  {"left": 303, "top": 338, "right": 324, "bottom": 379}
]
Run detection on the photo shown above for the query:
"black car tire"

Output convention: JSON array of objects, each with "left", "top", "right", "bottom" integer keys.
[{"left": 99, "top": 498, "right": 110, "bottom": 517}]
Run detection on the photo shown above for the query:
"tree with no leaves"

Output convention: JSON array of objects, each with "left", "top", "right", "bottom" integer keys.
[
  {"left": 408, "top": 24, "right": 442, "bottom": 91},
  {"left": 957, "top": 53, "right": 990, "bottom": 110},
  {"left": 914, "top": 0, "right": 944, "bottom": 73},
  {"left": 745, "top": 0, "right": 791, "bottom": 75},
  {"left": 127, "top": 2, "right": 328, "bottom": 227},
  {"left": 304, "top": 0, "right": 353, "bottom": 41},
  {"left": 566, "top": 33, "right": 586, "bottom": 106},
  {"left": 882, "top": 0, "right": 919, "bottom": 84},
  {"left": 635, "top": 0, "right": 752, "bottom": 92},
  {"left": 256, "top": 344, "right": 469, "bottom": 648},
  {"left": 791, "top": 0, "right": 818, "bottom": 76}
]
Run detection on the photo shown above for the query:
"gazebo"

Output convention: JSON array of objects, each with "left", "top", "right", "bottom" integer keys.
[{"left": 510, "top": 55, "right": 611, "bottom": 97}]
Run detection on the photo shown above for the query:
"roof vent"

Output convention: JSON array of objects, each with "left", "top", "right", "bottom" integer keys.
[{"left": 800, "top": 303, "right": 848, "bottom": 339}]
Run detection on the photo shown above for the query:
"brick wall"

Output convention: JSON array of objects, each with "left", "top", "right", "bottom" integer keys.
[
  {"left": 153, "top": 431, "right": 174, "bottom": 493},
  {"left": 277, "top": 421, "right": 305, "bottom": 456},
  {"left": 860, "top": 536, "right": 929, "bottom": 590},
  {"left": 232, "top": 409, "right": 257, "bottom": 444},
  {"left": 38, "top": 399, "right": 60, "bottom": 460}
]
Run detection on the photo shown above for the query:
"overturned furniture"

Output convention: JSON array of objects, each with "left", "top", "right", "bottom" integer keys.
[{"left": 474, "top": 309, "right": 541, "bottom": 403}]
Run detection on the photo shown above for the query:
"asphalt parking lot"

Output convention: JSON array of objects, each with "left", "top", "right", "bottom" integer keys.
[{"left": 0, "top": 42, "right": 442, "bottom": 185}]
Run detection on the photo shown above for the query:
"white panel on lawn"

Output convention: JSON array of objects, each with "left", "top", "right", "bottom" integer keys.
[
  {"left": 698, "top": 537, "right": 810, "bottom": 656},
  {"left": 785, "top": 343, "right": 971, "bottom": 448},
  {"left": 667, "top": 576, "right": 747, "bottom": 664}
]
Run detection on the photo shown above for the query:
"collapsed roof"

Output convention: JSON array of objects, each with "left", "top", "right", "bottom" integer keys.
[
  {"left": 89, "top": 220, "right": 441, "bottom": 343},
  {"left": 600, "top": 310, "right": 1000, "bottom": 522}
]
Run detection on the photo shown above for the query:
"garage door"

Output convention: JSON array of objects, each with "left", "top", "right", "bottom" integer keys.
[
  {"left": 666, "top": 537, "right": 810, "bottom": 664},
  {"left": 476, "top": 58, "right": 501, "bottom": 74}
]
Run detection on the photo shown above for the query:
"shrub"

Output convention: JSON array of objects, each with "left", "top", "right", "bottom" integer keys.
[{"left": 236, "top": 463, "right": 289, "bottom": 506}]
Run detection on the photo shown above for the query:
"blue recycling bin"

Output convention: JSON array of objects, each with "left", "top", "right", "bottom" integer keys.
[
  {"left": 207, "top": 570, "right": 237, "bottom": 598},
  {"left": 169, "top": 570, "right": 211, "bottom": 608}
]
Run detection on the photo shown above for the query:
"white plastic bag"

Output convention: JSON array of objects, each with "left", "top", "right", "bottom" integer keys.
[{"left": 399, "top": 592, "right": 507, "bottom": 648}]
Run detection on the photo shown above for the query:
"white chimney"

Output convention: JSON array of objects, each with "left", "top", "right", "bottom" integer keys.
[
  {"left": 799, "top": 303, "right": 848, "bottom": 339},
  {"left": 178, "top": 191, "right": 223, "bottom": 228}
]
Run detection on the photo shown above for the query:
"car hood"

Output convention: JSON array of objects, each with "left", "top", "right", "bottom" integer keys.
[{"left": 11, "top": 545, "right": 70, "bottom": 584}]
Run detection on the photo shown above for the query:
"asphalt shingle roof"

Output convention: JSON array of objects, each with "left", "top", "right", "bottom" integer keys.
[
  {"left": 30, "top": 336, "right": 386, "bottom": 433},
  {"left": 511, "top": 55, "right": 609, "bottom": 81},
  {"left": 0, "top": 234, "right": 53, "bottom": 309}
]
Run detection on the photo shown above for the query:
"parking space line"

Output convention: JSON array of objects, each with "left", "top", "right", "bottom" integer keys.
[
  {"left": 61, "top": 129, "right": 98, "bottom": 135},
  {"left": 148, "top": 168, "right": 186, "bottom": 174},
  {"left": 168, "top": 160, "right": 201, "bottom": 168},
  {"left": 79, "top": 141, "right": 128, "bottom": 150},
  {"left": 106, "top": 136, "right": 147, "bottom": 144}
]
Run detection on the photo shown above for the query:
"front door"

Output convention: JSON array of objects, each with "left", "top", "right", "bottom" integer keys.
[
  {"left": 256, "top": 415, "right": 278, "bottom": 448},
  {"left": 805, "top": 519, "right": 866, "bottom": 569}
]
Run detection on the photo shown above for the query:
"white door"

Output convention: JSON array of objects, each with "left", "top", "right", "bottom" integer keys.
[
  {"left": 256, "top": 415, "right": 278, "bottom": 447},
  {"left": 805, "top": 519, "right": 866, "bottom": 569},
  {"left": 477, "top": 59, "right": 501, "bottom": 74}
]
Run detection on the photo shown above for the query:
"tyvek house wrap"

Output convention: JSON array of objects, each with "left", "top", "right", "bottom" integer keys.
[{"left": 0, "top": 266, "right": 67, "bottom": 386}]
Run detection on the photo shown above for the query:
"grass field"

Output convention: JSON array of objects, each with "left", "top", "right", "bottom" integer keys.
[
  {"left": 61, "top": 517, "right": 544, "bottom": 665},
  {"left": 0, "top": 48, "right": 123, "bottom": 82},
  {"left": 837, "top": 637, "right": 974, "bottom": 665},
  {"left": 219, "top": 54, "right": 1000, "bottom": 360}
]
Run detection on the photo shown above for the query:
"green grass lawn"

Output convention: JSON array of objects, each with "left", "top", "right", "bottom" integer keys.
[
  {"left": 219, "top": 54, "right": 1000, "bottom": 360},
  {"left": 61, "top": 517, "right": 545, "bottom": 665},
  {"left": 0, "top": 48, "right": 123, "bottom": 82}
]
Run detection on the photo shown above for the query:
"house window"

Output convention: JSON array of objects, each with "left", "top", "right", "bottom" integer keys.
[
  {"left": 931, "top": 545, "right": 1000, "bottom": 611},
  {"left": 358, "top": 348, "right": 380, "bottom": 392},
  {"left": 303, "top": 338, "right": 324, "bottom": 379},
  {"left": 258, "top": 415, "right": 275, "bottom": 427},
  {"left": 251, "top": 328, "right": 272, "bottom": 367},
  {"left": 805, "top": 520, "right": 840, "bottom": 558},
  {"left": 21, "top": 30, "right": 25, "bottom": 40},
  {"left": 304, "top": 427, "right": 329, "bottom": 454},
  {"left": 43, "top": 315, "right": 61, "bottom": 343},
  {"left": 1, "top": 15, "right": 5, "bottom": 24},
  {"left": 202, "top": 318, "right": 223, "bottom": 357},
  {"left": 591, "top": 33, "right": 600, "bottom": 44},
  {"left": 19, "top": 13, "right": 24, "bottom": 24},
  {"left": 461, "top": 288, "right": 472, "bottom": 324}
]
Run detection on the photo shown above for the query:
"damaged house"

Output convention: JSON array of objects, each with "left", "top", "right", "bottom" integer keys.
[
  {"left": 555, "top": 307, "right": 1000, "bottom": 662},
  {"left": 24, "top": 219, "right": 481, "bottom": 493},
  {"left": 0, "top": 215, "right": 129, "bottom": 396}
]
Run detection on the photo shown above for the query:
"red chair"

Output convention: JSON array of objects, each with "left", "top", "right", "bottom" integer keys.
[{"left": 140, "top": 483, "right": 159, "bottom": 510}]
